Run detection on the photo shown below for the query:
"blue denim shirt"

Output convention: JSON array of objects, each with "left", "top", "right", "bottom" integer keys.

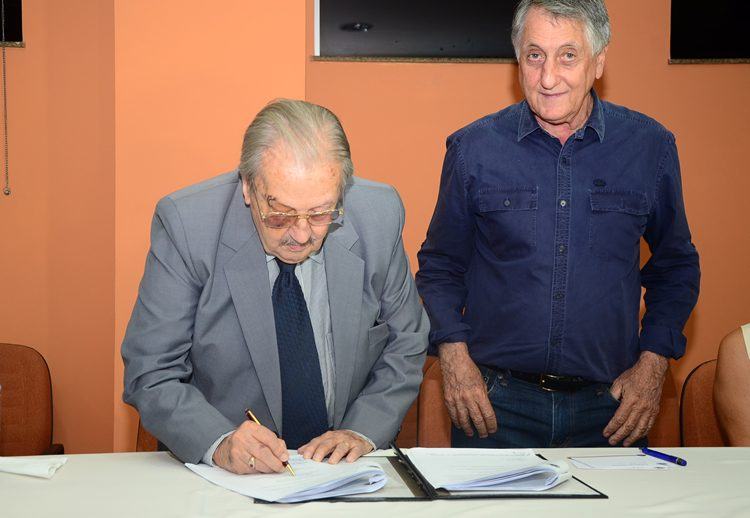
[{"left": 416, "top": 92, "right": 700, "bottom": 383}]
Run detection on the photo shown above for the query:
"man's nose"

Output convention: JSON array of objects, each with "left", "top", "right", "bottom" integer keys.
[
  {"left": 540, "top": 60, "right": 559, "bottom": 90},
  {"left": 288, "top": 216, "right": 312, "bottom": 242}
]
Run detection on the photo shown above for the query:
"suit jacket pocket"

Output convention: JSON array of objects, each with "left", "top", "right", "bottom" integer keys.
[
  {"left": 367, "top": 322, "right": 389, "bottom": 353},
  {"left": 475, "top": 187, "right": 538, "bottom": 260},
  {"left": 354, "top": 322, "right": 390, "bottom": 385}
]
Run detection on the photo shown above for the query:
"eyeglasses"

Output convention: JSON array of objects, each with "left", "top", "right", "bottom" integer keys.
[{"left": 252, "top": 187, "right": 344, "bottom": 229}]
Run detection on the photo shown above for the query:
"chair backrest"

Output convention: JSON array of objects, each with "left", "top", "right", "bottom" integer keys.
[
  {"left": 416, "top": 358, "right": 682, "bottom": 447},
  {"left": 416, "top": 357, "right": 451, "bottom": 447},
  {"left": 0, "top": 343, "right": 55, "bottom": 455},
  {"left": 392, "top": 356, "right": 438, "bottom": 447},
  {"left": 649, "top": 367, "right": 680, "bottom": 446},
  {"left": 680, "top": 359, "right": 726, "bottom": 446},
  {"left": 136, "top": 420, "right": 159, "bottom": 452}
]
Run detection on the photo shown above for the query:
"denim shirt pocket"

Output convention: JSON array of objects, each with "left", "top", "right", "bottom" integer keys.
[
  {"left": 475, "top": 187, "right": 538, "bottom": 260},
  {"left": 588, "top": 189, "right": 649, "bottom": 263}
]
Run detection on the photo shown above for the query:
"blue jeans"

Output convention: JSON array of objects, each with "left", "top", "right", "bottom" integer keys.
[{"left": 452, "top": 366, "right": 648, "bottom": 449}]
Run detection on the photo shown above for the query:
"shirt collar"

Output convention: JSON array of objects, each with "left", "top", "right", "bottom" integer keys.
[
  {"left": 584, "top": 90, "right": 606, "bottom": 142},
  {"left": 265, "top": 248, "right": 324, "bottom": 265},
  {"left": 517, "top": 89, "right": 606, "bottom": 143}
]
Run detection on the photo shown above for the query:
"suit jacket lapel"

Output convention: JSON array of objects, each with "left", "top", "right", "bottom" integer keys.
[
  {"left": 222, "top": 183, "right": 283, "bottom": 433},
  {"left": 324, "top": 221, "right": 364, "bottom": 427}
]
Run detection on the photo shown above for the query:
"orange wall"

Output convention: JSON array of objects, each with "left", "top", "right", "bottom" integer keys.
[
  {"left": 2, "top": 0, "right": 748, "bottom": 453},
  {"left": 0, "top": 0, "right": 115, "bottom": 453},
  {"left": 306, "top": 0, "right": 750, "bottom": 393},
  {"left": 113, "top": 1, "right": 306, "bottom": 451}
]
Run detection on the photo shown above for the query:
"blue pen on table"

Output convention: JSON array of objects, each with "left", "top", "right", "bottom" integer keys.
[{"left": 640, "top": 447, "right": 687, "bottom": 466}]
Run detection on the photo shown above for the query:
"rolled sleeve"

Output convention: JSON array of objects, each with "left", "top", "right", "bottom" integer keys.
[{"left": 639, "top": 324, "right": 687, "bottom": 359}]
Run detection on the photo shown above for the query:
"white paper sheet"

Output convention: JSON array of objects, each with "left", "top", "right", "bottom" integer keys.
[
  {"left": 0, "top": 456, "right": 68, "bottom": 479},
  {"left": 186, "top": 453, "right": 386, "bottom": 503},
  {"left": 405, "top": 448, "right": 571, "bottom": 492},
  {"left": 568, "top": 454, "right": 677, "bottom": 470}
]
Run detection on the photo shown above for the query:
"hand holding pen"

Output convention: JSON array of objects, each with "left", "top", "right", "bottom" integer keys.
[
  {"left": 246, "top": 408, "right": 296, "bottom": 476},
  {"left": 211, "top": 410, "right": 291, "bottom": 475}
]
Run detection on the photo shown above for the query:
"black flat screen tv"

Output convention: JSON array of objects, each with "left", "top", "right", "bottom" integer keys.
[
  {"left": 318, "top": 0, "right": 517, "bottom": 60},
  {"left": 670, "top": 1, "right": 749, "bottom": 62},
  {"left": 1, "top": 0, "right": 23, "bottom": 45}
]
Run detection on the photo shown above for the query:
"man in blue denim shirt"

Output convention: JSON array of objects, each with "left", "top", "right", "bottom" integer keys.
[{"left": 416, "top": 0, "right": 700, "bottom": 448}]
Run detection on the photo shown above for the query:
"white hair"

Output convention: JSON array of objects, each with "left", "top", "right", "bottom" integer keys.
[
  {"left": 238, "top": 99, "right": 354, "bottom": 194},
  {"left": 511, "top": 0, "right": 611, "bottom": 58}
]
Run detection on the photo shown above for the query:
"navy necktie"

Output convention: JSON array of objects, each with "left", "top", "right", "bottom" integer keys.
[{"left": 272, "top": 259, "right": 329, "bottom": 449}]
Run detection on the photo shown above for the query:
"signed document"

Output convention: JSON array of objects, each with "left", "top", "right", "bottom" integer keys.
[{"left": 186, "top": 453, "right": 386, "bottom": 503}]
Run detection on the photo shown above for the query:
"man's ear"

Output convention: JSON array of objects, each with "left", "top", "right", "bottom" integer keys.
[
  {"left": 595, "top": 45, "right": 608, "bottom": 79},
  {"left": 241, "top": 177, "right": 253, "bottom": 206}
]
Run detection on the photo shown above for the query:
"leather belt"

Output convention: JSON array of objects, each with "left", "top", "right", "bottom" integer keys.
[{"left": 509, "top": 370, "right": 596, "bottom": 392}]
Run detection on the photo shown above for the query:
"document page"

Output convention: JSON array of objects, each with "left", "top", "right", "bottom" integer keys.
[
  {"left": 568, "top": 454, "right": 677, "bottom": 470},
  {"left": 406, "top": 448, "right": 571, "bottom": 492},
  {"left": 186, "top": 453, "right": 386, "bottom": 503}
]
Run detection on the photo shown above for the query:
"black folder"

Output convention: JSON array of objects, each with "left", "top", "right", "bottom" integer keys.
[
  {"left": 257, "top": 444, "right": 607, "bottom": 503},
  {"left": 387, "top": 442, "right": 607, "bottom": 501}
]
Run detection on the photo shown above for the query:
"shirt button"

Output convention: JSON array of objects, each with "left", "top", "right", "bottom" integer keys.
[
  {"left": 561, "top": 156, "right": 569, "bottom": 165},
  {"left": 559, "top": 199, "right": 567, "bottom": 207},
  {"left": 503, "top": 198, "right": 511, "bottom": 207},
  {"left": 558, "top": 244, "right": 566, "bottom": 254},
  {"left": 553, "top": 292, "right": 564, "bottom": 300}
]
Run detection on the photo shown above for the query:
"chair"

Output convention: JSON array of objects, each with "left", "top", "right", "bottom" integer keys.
[
  {"left": 393, "top": 356, "right": 438, "bottom": 447},
  {"left": 649, "top": 367, "right": 680, "bottom": 446},
  {"left": 0, "top": 343, "right": 64, "bottom": 456},
  {"left": 136, "top": 420, "right": 158, "bottom": 452},
  {"left": 417, "top": 358, "right": 681, "bottom": 447},
  {"left": 416, "top": 357, "right": 451, "bottom": 447},
  {"left": 680, "top": 359, "right": 726, "bottom": 446}
]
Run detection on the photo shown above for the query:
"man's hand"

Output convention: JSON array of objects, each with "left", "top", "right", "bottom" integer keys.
[
  {"left": 438, "top": 342, "right": 497, "bottom": 438},
  {"left": 603, "top": 351, "right": 669, "bottom": 446},
  {"left": 212, "top": 421, "right": 288, "bottom": 474},
  {"left": 298, "top": 430, "right": 374, "bottom": 464}
]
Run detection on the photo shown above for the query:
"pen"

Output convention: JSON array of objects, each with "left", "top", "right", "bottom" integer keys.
[
  {"left": 245, "top": 408, "right": 296, "bottom": 476},
  {"left": 640, "top": 447, "right": 687, "bottom": 466}
]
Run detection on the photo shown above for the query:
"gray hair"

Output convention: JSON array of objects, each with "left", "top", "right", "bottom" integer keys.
[
  {"left": 511, "top": 0, "right": 611, "bottom": 58},
  {"left": 238, "top": 99, "right": 354, "bottom": 195}
]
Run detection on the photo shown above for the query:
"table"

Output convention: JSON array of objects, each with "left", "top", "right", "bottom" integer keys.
[{"left": 1, "top": 448, "right": 748, "bottom": 517}]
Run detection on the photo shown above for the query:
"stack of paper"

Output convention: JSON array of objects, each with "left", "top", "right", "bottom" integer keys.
[
  {"left": 406, "top": 448, "right": 571, "bottom": 492},
  {"left": 186, "top": 453, "right": 386, "bottom": 503}
]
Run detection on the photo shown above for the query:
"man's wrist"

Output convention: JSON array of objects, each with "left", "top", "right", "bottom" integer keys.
[
  {"left": 204, "top": 431, "right": 233, "bottom": 466},
  {"left": 638, "top": 350, "right": 669, "bottom": 373},
  {"left": 344, "top": 429, "right": 376, "bottom": 452},
  {"left": 437, "top": 341, "right": 469, "bottom": 358}
]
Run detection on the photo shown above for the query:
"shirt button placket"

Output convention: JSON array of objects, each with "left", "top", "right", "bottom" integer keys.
[{"left": 548, "top": 148, "right": 573, "bottom": 374}]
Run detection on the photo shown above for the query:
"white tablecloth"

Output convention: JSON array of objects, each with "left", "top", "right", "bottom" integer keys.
[{"left": 1, "top": 448, "right": 748, "bottom": 517}]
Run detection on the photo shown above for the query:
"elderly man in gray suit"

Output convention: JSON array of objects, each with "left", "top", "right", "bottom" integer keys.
[{"left": 122, "top": 99, "right": 429, "bottom": 475}]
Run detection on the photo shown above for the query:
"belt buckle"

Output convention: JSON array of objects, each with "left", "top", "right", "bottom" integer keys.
[{"left": 539, "top": 373, "right": 563, "bottom": 392}]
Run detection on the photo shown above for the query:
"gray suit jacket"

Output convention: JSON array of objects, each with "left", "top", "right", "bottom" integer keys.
[{"left": 122, "top": 172, "right": 429, "bottom": 462}]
